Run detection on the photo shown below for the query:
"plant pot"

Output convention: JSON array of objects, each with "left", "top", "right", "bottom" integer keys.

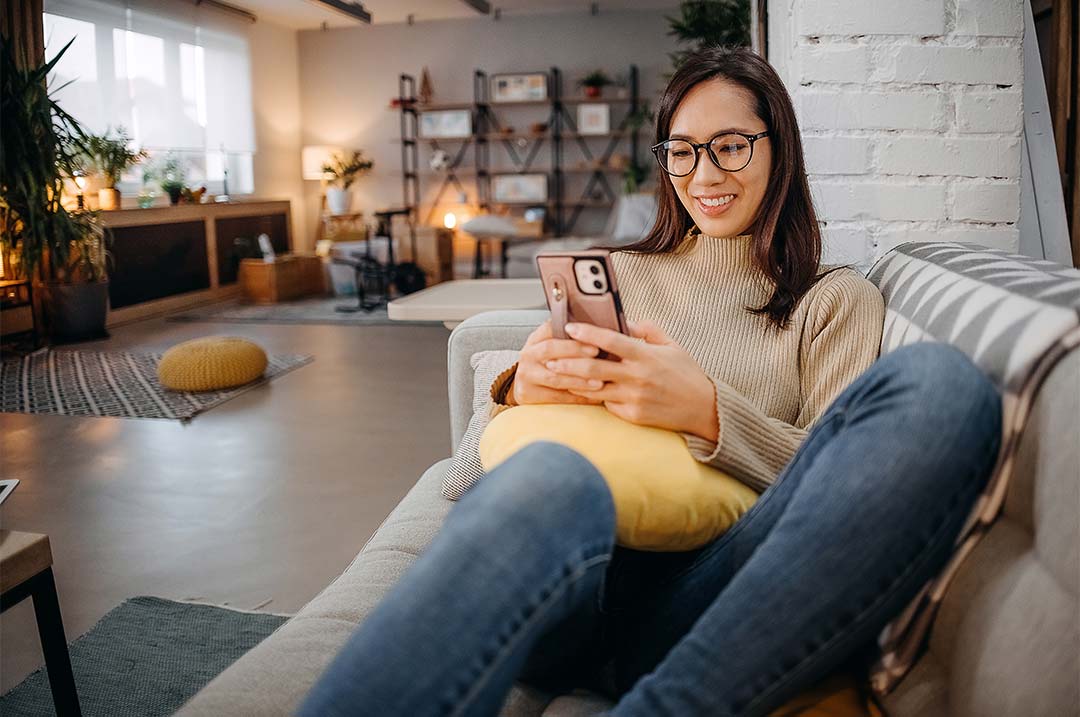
[
  {"left": 584, "top": 85, "right": 602, "bottom": 98},
  {"left": 98, "top": 188, "right": 121, "bottom": 211},
  {"left": 165, "top": 186, "right": 183, "bottom": 205},
  {"left": 326, "top": 187, "right": 352, "bottom": 216},
  {"left": 40, "top": 280, "right": 110, "bottom": 343}
]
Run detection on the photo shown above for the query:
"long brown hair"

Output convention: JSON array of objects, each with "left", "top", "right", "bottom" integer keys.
[{"left": 622, "top": 46, "right": 822, "bottom": 330}]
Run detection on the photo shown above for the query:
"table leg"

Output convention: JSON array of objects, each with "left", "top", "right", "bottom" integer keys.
[
  {"left": 31, "top": 568, "right": 82, "bottom": 716},
  {"left": 473, "top": 239, "right": 485, "bottom": 279},
  {"left": 500, "top": 239, "right": 509, "bottom": 279}
]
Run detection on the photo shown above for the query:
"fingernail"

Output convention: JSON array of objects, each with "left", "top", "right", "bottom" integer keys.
[
  {"left": 588, "top": 380, "right": 603, "bottom": 389},
  {"left": 545, "top": 360, "right": 557, "bottom": 371},
  {"left": 565, "top": 323, "right": 579, "bottom": 336},
  {"left": 585, "top": 346, "right": 599, "bottom": 356}
]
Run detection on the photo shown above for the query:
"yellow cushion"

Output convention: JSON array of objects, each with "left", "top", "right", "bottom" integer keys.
[
  {"left": 479, "top": 405, "right": 758, "bottom": 552},
  {"left": 157, "top": 337, "right": 268, "bottom": 392}
]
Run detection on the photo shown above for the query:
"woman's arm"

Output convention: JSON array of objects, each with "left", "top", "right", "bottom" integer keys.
[{"left": 686, "top": 272, "right": 885, "bottom": 491}]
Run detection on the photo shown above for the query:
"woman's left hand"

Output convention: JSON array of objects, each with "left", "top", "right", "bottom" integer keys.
[{"left": 549, "top": 320, "right": 719, "bottom": 442}]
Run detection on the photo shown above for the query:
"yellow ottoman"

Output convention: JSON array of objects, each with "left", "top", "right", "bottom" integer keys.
[{"left": 157, "top": 337, "right": 268, "bottom": 392}]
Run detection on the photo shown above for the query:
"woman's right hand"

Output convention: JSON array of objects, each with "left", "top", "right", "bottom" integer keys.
[{"left": 512, "top": 321, "right": 606, "bottom": 406}]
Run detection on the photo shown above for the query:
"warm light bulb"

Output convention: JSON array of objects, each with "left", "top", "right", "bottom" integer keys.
[
  {"left": 74, "top": 175, "right": 87, "bottom": 190},
  {"left": 443, "top": 212, "right": 457, "bottom": 229}
]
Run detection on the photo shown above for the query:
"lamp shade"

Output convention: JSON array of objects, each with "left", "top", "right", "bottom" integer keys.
[{"left": 302, "top": 145, "right": 344, "bottom": 181}]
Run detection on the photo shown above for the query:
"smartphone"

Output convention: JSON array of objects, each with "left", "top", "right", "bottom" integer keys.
[{"left": 535, "top": 249, "right": 628, "bottom": 357}]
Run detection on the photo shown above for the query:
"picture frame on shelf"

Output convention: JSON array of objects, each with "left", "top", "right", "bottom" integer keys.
[
  {"left": 491, "top": 73, "right": 548, "bottom": 103},
  {"left": 492, "top": 174, "right": 548, "bottom": 203},
  {"left": 576, "top": 103, "right": 610, "bottom": 135},
  {"left": 420, "top": 109, "right": 473, "bottom": 139}
]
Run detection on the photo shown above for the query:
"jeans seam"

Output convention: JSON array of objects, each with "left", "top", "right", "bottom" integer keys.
[
  {"left": 655, "top": 411, "right": 848, "bottom": 592},
  {"left": 448, "top": 546, "right": 613, "bottom": 717},
  {"left": 738, "top": 474, "right": 982, "bottom": 716}
]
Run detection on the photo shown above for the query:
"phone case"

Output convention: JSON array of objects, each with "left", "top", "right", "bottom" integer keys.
[{"left": 536, "top": 250, "right": 628, "bottom": 345}]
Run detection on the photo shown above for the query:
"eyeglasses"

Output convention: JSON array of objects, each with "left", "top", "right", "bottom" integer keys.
[{"left": 650, "top": 131, "right": 770, "bottom": 177}]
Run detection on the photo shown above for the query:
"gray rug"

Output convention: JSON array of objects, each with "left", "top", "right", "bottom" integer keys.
[
  {"left": 0, "top": 348, "right": 312, "bottom": 421},
  {"left": 0, "top": 596, "right": 289, "bottom": 717},
  {"left": 169, "top": 297, "right": 441, "bottom": 326}
]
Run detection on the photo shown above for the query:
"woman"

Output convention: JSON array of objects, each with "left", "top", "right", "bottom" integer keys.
[{"left": 300, "top": 47, "right": 1001, "bottom": 716}]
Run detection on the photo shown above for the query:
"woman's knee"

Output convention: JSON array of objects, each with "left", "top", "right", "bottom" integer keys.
[
  {"left": 874, "top": 343, "right": 1000, "bottom": 428},
  {"left": 463, "top": 441, "right": 613, "bottom": 522}
]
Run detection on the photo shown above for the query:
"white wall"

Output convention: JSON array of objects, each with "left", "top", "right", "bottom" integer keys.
[
  {"left": 296, "top": 10, "right": 679, "bottom": 243},
  {"left": 770, "top": 0, "right": 1024, "bottom": 267},
  {"left": 249, "top": 18, "right": 305, "bottom": 248}
]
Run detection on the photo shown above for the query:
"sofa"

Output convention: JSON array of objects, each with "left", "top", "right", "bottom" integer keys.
[{"left": 179, "top": 243, "right": 1080, "bottom": 716}]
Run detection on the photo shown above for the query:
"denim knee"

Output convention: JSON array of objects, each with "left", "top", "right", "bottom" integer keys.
[
  {"left": 877, "top": 342, "right": 1000, "bottom": 425},
  {"left": 463, "top": 441, "right": 614, "bottom": 526}
]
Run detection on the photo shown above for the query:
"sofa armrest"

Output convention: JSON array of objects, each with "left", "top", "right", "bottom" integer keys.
[{"left": 446, "top": 309, "right": 548, "bottom": 451}]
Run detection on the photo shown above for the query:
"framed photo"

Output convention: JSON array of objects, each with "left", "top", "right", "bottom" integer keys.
[
  {"left": 577, "top": 103, "right": 610, "bottom": 135},
  {"left": 420, "top": 109, "right": 473, "bottom": 139},
  {"left": 492, "top": 174, "right": 548, "bottom": 203},
  {"left": 491, "top": 73, "right": 548, "bottom": 103}
]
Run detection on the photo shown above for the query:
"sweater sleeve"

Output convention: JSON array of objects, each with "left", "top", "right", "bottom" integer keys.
[{"left": 684, "top": 271, "right": 885, "bottom": 493}]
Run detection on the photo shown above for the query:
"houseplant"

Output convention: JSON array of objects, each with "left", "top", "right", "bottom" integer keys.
[
  {"left": 579, "top": 70, "right": 613, "bottom": 99},
  {"left": 1, "top": 35, "right": 110, "bottom": 342},
  {"left": 85, "top": 127, "right": 146, "bottom": 210},
  {"left": 667, "top": 0, "right": 751, "bottom": 69},
  {"left": 322, "top": 150, "right": 373, "bottom": 215},
  {"left": 155, "top": 154, "right": 188, "bottom": 205}
]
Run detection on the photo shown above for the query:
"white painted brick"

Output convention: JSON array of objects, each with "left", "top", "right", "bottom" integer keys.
[
  {"left": 813, "top": 181, "right": 947, "bottom": 221},
  {"left": 820, "top": 224, "right": 873, "bottom": 265},
  {"left": 874, "top": 45, "right": 1022, "bottom": 86},
  {"left": 951, "top": 181, "right": 1020, "bottom": 222},
  {"left": 802, "top": 135, "right": 872, "bottom": 174},
  {"left": 800, "top": 0, "right": 945, "bottom": 36},
  {"left": 875, "top": 136, "right": 1021, "bottom": 178},
  {"left": 955, "top": 90, "right": 1022, "bottom": 133},
  {"left": 874, "top": 228, "right": 943, "bottom": 256},
  {"left": 955, "top": 0, "right": 1023, "bottom": 37},
  {"left": 798, "top": 45, "right": 870, "bottom": 83},
  {"left": 799, "top": 89, "right": 946, "bottom": 131}
]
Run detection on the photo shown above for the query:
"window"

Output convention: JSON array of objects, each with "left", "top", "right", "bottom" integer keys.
[{"left": 43, "top": 0, "right": 255, "bottom": 194}]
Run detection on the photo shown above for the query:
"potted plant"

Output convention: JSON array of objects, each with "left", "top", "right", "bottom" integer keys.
[
  {"left": 157, "top": 154, "right": 188, "bottom": 206},
  {"left": 1, "top": 36, "right": 110, "bottom": 343},
  {"left": 579, "top": 70, "right": 613, "bottom": 99},
  {"left": 322, "top": 150, "right": 373, "bottom": 215},
  {"left": 85, "top": 127, "right": 146, "bottom": 210}
]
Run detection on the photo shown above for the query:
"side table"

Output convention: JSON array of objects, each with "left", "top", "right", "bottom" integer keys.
[
  {"left": 387, "top": 278, "right": 545, "bottom": 329},
  {"left": 1, "top": 531, "right": 81, "bottom": 716}
]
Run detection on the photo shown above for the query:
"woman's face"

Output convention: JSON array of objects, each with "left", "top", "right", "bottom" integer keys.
[{"left": 666, "top": 79, "right": 772, "bottom": 238}]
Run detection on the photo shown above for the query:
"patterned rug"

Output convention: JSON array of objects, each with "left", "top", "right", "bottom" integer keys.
[
  {"left": 0, "top": 349, "right": 312, "bottom": 421},
  {"left": 0, "top": 596, "right": 289, "bottom": 717},
  {"left": 169, "top": 298, "right": 441, "bottom": 326}
]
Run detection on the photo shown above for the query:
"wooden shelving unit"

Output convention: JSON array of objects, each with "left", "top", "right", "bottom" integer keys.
[{"left": 396, "top": 65, "right": 642, "bottom": 237}]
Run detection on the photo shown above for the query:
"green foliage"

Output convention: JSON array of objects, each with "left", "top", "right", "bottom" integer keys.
[
  {"left": 667, "top": 0, "right": 751, "bottom": 69},
  {"left": 322, "top": 150, "right": 373, "bottom": 190},
  {"left": 578, "top": 70, "right": 613, "bottom": 89},
  {"left": 84, "top": 128, "right": 147, "bottom": 187},
  {"left": 0, "top": 35, "right": 106, "bottom": 284}
]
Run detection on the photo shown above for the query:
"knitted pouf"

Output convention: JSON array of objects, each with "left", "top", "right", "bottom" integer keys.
[{"left": 157, "top": 337, "right": 268, "bottom": 392}]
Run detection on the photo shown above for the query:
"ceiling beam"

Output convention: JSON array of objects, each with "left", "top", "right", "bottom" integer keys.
[
  {"left": 458, "top": 0, "right": 492, "bottom": 14},
  {"left": 308, "top": 0, "right": 372, "bottom": 24}
]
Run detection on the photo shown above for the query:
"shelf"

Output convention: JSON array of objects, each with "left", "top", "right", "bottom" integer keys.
[
  {"left": 416, "top": 102, "right": 474, "bottom": 112},
  {"left": 561, "top": 97, "right": 635, "bottom": 105},
  {"left": 484, "top": 132, "right": 551, "bottom": 141}
]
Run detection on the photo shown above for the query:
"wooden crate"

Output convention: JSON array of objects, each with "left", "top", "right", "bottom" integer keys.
[{"left": 239, "top": 255, "right": 325, "bottom": 304}]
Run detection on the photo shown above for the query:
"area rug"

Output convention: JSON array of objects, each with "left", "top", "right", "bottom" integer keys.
[
  {"left": 0, "top": 349, "right": 312, "bottom": 421},
  {"left": 0, "top": 596, "right": 289, "bottom": 717},
  {"left": 169, "top": 297, "right": 441, "bottom": 326}
]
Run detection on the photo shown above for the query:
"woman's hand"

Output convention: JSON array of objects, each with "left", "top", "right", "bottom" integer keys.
[
  {"left": 548, "top": 320, "right": 720, "bottom": 441},
  {"left": 512, "top": 320, "right": 606, "bottom": 406}
]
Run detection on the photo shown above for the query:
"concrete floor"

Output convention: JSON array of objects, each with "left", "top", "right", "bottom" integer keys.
[{"left": 0, "top": 316, "right": 452, "bottom": 692}]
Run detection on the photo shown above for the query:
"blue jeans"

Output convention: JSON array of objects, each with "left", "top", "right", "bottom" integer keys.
[{"left": 299, "top": 343, "right": 1001, "bottom": 717}]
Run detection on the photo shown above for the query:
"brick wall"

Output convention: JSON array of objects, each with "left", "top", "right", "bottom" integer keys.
[{"left": 768, "top": 0, "right": 1025, "bottom": 268}]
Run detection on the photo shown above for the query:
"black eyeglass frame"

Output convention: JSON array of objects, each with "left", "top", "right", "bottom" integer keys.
[{"left": 650, "top": 130, "right": 770, "bottom": 177}]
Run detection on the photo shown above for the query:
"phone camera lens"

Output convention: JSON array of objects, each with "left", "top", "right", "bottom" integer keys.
[
  {"left": 589, "top": 265, "right": 600, "bottom": 275},
  {"left": 593, "top": 280, "right": 603, "bottom": 290}
]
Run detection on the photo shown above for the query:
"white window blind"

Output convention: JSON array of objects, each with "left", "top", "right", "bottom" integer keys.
[{"left": 43, "top": 0, "right": 256, "bottom": 194}]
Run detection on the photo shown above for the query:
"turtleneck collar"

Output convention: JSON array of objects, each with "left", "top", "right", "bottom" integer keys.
[{"left": 680, "top": 232, "right": 755, "bottom": 273}]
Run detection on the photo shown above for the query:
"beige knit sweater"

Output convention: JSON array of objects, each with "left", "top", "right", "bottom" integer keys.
[{"left": 491, "top": 233, "right": 885, "bottom": 492}]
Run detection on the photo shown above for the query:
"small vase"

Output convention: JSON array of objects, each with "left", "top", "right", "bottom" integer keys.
[
  {"left": 585, "top": 85, "right": 602, "bottom": 98},
  {"left": 326, "top": 187, "right": 352, "bottom": 216},
  {"left": 98, "top": 188, "right": 121, "bottom": 211},
  {"left": 166, "top": 187, "right": 182, "bottom": 205}
]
